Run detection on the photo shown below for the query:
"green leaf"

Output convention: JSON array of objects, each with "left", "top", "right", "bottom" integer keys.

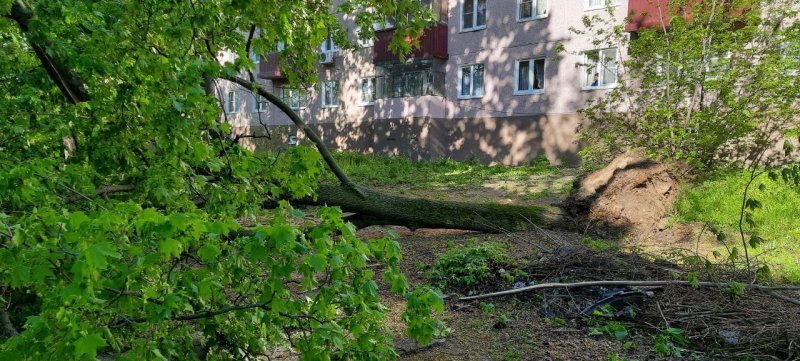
[
  {"left": 307, "top": 253, "right": 327, "bottom": 273},
  {"left": 74, "top": 333, "right": 107, "bottom": 360},
  {"left": 159, "top": 238, "right": 182, "bottom": 258},
  {"left": 198, "top": 243, "right": 221, "bottom": 262},
  {"left": 86, "top": 242, "right": 121, "bottom": 271}
]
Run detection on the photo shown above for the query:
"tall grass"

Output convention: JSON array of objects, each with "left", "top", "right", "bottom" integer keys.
[{"left": 675, "top": 170, "right": 800, "bottom": 282}]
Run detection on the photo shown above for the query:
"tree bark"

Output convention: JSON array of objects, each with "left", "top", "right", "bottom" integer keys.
[
  {"left": 313, "top": 184, "right": 558, "bottom": 232},
  {"left": 10, "top": 8, "right": 556, "bottom": 234}
]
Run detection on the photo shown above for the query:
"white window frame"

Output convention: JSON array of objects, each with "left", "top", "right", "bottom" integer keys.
[
  {"left": 320, "top": 81, "right": 339, "bottom": 108},
  {"left": 514, "top": 58, "right": 546, "bottom": 95},
  {"left": 282, "top": 88, "right": 306, "bottom": 110},
  {"left": 517, "top": 0, "right": 548, "bottom": 22},
  {"left": 359, "top": 77, "right": 376, "bottom": 106},
  {"left": 585, "top": 0, "right": 621, "bottom": 11},
  {"left": 460, "top": 0, "right": 487, "bottom": 32},
  {"left": 704, "top": 51, "right": 732, "bottom": 81},
  {"left": 253, "top": 94, "right": 268, "bottom": 113},
  {"left": 581, "top": 47, "right": 620, "bottom": 90},
  {"left": 225, "top": 91, "right": 239, "bottom": 113},
  {"left": 457, "top": 63, "right": 485, "bottom": 99},
  {"left": 356, "top": 29, "right": 374, "bottom": 48}
]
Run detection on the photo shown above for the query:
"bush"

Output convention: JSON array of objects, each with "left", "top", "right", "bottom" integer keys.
[{"left": 427, "top": 242, "right": 525, "bottom": 293}]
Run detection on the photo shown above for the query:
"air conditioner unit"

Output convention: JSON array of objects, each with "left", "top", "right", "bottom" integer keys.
[{"left": 320, "top": 51, "right": 335, "bottom": 65}]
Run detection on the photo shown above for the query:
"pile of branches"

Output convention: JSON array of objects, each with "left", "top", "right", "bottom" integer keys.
[{"left": 450, "top": 234, "right": 800, "bottom": 360}]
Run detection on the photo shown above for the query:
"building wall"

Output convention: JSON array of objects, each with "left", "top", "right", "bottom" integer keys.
[{"left": 220, "top": 0, "right": 629, "bottom": 165}]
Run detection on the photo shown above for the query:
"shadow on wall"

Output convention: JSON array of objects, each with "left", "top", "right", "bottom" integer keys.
[{"left": 234, "top": 1, "right": 622, "bottom": 166}]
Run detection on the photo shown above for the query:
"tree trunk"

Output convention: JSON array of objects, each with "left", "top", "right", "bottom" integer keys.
[
  {"left": 11, "top": 9, "right": 560, "bottom": 234},
  {"left": 312, "top": 184, "right": 559, "bottom": 232}
]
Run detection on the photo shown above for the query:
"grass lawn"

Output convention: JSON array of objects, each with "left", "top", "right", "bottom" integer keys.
[
  {"left": 674, "top": 170, "right": 800, "bottom": 282},
  {"left": 327, "top": 151, "right": 800, "bottom": 282},
  {"left": 330, "top": 151, "right": 564, "bottom": 187},
  {"left": 328, "top": 151, "right": 577, "bottom": 206}
]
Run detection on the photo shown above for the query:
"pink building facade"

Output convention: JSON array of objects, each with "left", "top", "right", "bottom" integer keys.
[{"left": 217, "top": 0, "right": 634, "bottom": 165}]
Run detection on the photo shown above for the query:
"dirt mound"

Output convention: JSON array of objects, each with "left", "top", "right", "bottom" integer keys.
[{"left": 564, "top": 151, "right": 683, "bottom": 237}]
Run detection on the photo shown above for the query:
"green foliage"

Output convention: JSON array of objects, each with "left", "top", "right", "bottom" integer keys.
[
  {"left": 724, "top": 281, "right": 747, "bottom": 300},
  {"left": 581, "top": 237, "right": 618, "bottom": 252},
  {"left": 0, "top": 0, "right": 441, "bottom": 359},
  {"left": 587, "top": 305, "right": 629, "bottom": 341},
  {"left": 544, "top": 317, "right": 567, "bottom": 326},
  {"left": 502, "top": 349, "right": 521, "bottom": 361},
  {"left": 574, "top": 0, "right": 800, "bottom": 168},
  {"left": 652, "top": 327, "right": 688, "bottom": 357},
  {"left": 479, "top": 302, "right": 496, "bottom": 314},
  {"left": 331, "top": 151, "right": 564, "bottom": 188},
  {"left": 427, "top": 242, "right": 523, "bottom": 293},
  {"left": 675, "top": 170, "right": 800, "bottom": 281}
]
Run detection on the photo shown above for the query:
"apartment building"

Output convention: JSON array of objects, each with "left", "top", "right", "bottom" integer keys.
[{"left": 218, "top": 0, "right": 640, "bottom": 165}]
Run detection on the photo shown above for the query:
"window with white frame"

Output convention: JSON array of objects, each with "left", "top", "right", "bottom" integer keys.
[
  {"left": 357, "top": 30, "right": 374, "bottom": 48},
  {"left": 518, "top": 0, "right": 547, "bottom": 21},
  {"left": 461, "top": 0, "right": 487, "bottom": 32},
  {"left": 359, "top": 77, "right": 376, "bottom": 105},
  {"left": 253, "top": 95, "right": 268, "bottom": 113},
  {"left": 458, "top": 63, "right": 485, "bottom": 99},
  {"left": 582, "top": 48, "right": 618, "bottom": 88},
  {"left": 585, "top": 0, "right": 621, "bottom": 11},
  {"left": 321, "top": 81, "right": 338, "bottom": 108},
  {"left": 225, "top": 91, "right": 239, "bottom": 113},
  {"left": 281, "top": 88, "right": 307, "bottom": 110},
  {"left": 515, "top": 58, "right": 545, "bottom": 94},
  {"left": 705, "top": 51, "right": 732, "bottom": 80}
]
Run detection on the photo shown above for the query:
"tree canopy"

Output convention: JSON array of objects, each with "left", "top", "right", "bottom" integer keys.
[{"left": 0, "top": 1, "right": 443, "bottom": 359}]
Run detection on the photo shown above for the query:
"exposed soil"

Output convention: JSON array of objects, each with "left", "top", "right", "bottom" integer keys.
[
  {"left": 362, "top": 227, "right": 800, "bottom": 361},
  {"left": 353, "top": 154, "right": 800, "bottom": 360},
  {"left": 564, "top": 151, "right": 686, "bottom": 239}
]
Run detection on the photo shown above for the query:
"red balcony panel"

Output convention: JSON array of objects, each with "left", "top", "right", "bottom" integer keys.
[
  {"left": 258, "top": 53, "right": 285, "bottom": 80},
  {"left": 373, "top": 23, "right": 448, "bottom": 63},
  {"left": 626, "top": 0, "right": 671, "bottom": 32},
  {"left": 626, "top": 0, "right": 749, "bottom": 32}
]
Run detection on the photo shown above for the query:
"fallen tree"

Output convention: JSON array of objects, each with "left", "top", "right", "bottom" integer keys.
[{"left": 8, "top": 0, "right": 553, "bottom": 233}]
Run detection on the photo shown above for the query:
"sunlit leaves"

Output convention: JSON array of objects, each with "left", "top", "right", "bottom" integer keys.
[{"left": 0, "top": 0, "right": 439, "bottom": 359}]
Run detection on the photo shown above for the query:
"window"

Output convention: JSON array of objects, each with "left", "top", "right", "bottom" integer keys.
[
  {"left": 705, "top": 51, "right": 731, "bottom": 80},
  {"left": 281, "top": 88, "right": 307, "bottom": 110},
  {"left": 250, "top": 53, "right": 261, "bottom": 64},
  {"left": 518, "top": 0, "right": 547, "bottom": 21},
  {"left": 359, "top": 77, "right": 376, "bottom": 105},
  {"left": 582, "top": 48, "right": 618, "bottom": 89},
  {"left": 458, "top": 64, "right": 485, "bottom": 99},
  {"left": 461, "top": 0, "right": 487, "bottom": 32},
  {"left": 321, "top": 81, "right": 338, "bottom": 108},
  {"left": 382, "top": 71, "right": 443, "bottom": 98},
  {"left": 357, "top": 30, "right": 374, "bottom": 48},
  {"left": 515, "top": 58, "right": 545, "bottom": 94},
  {"left": 225, "top": 91, "right": 239, "bottom": 113},
  {"left": 585, "top": 0, "right": 621, "bottom": 11},
  {"left": 253, "top": 95, "right": 268, "bottom": 113}
]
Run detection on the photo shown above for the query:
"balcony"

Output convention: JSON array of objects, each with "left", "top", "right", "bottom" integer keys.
[
  {"left": 257, "top": 53, "right": 285, "bottom": 80},
  {"left": 373, "top": 23, "right": 448, "bottom": 63},
  {"left": 626, "top": 0, "right": 671, "bottom": 32}
]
